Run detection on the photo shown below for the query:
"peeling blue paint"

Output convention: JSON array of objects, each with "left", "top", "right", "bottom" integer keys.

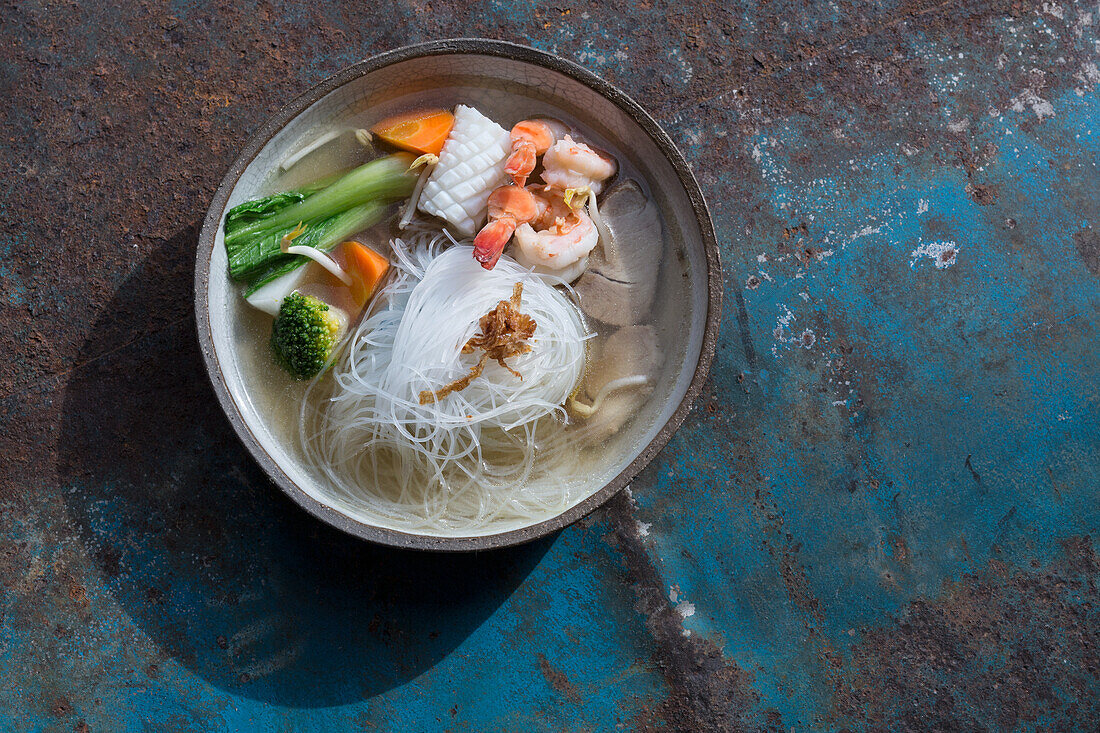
[{"left": 1, "top": 0, "right": 1099, "bottom": 730}]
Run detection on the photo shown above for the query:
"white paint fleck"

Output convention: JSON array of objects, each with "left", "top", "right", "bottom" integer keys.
[
  {"left": 667, "top": 47, "right": 694, "bottom": 84},
  {"left": 773, "top": 305, "right": 795, "bottom": 340},
  {"left": 668, "top": 585, "right": 680, "bottom": 603},
  {"left": 832, "top": 399, "right": 848, "bottom": 407},
  {"left": 910, "top": 240, "right": 959, "bottom": 269},
  {"left": 947, "top": 117, "right": 970, "bottom": 133},
  {"left": 852, "top": 225, "right": 883, "bottom": 240},
  {"left": 1074, "top": 11, "right": 1094, "bottom": 37},
  {"left": 635, "top": 521, "right": 651, "bottom": 538},
  {"left": 757, "top": 253, "right": 768, "bottom": 263},
  {"left": 1057, "top": 412, "right": 1070, "bottom": 421},
  {"left": 1010, "top": 88, "right": 1056, "bottom": 120},
  {"left": 1042, "top": 1, "right": 1064, "bottom": 19},
  {"left": 676, "top": 601, "right": 696, "bottom": 619},
  {"left": 1077, "top": 61, "right": 1100, "bottom": 87},
  {"left": 917, "top": 199, "right": 929, "bottom": 214}
]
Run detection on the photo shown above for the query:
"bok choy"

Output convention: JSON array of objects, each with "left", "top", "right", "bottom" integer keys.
[{"left": 224, "top": 154, "right": 414, "bottom": 293}]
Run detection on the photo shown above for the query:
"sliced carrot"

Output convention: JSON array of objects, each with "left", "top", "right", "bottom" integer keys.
[
  {"left": 370, "top": 109, "right": 455, "bottom": 156},
  {"left": 341, "top": 240, "right": 391, "bottom": 307}
]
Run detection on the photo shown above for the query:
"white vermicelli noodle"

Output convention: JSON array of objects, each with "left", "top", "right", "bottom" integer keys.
[{"left": 300, "top": 229, "right": 592, "bottom": 535}]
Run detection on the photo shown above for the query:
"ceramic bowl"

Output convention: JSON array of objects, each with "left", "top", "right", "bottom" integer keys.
[{"left": 195, "top": 39, "right": 721, "bottom": 551}]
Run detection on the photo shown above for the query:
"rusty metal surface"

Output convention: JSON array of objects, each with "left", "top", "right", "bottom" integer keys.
[{"left": 1, "top": 1, "right": 1098, "bottom": 730}]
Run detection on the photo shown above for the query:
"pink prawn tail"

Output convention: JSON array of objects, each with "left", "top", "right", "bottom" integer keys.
[
  {"left": 504, "top": 141, "right": 537, "bottom": 187},
  {"left": 473, "top": 217, "right": 518, "bottom": 270}
]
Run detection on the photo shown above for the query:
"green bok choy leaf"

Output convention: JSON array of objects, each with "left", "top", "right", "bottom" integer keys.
[{"left": 223, "top": 154, "right": 414, "bottom": 290}]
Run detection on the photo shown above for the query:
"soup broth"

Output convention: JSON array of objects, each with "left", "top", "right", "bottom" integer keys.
[{"left": 222, "top": 79, "right": 696, "bottom": 537}]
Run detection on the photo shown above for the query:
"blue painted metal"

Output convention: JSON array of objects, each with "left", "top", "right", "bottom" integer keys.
[{"left": 1, "top": 0, "right": 1098, "bottom": 730}]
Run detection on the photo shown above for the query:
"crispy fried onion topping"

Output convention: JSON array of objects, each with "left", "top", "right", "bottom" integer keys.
[{"left": 418, "top": 282, "right": 537, "bottom": 405}]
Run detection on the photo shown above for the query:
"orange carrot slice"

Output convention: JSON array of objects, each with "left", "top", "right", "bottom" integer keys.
[
  {"left": 342, "top": 241, "right": 391, "bottom": 307},
  {"left": 370, "top": 109, "right": 455, "bottom": 156}
]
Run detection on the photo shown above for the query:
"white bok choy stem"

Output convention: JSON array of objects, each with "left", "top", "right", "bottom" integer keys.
[
  {"left": 280, "top": 222, "right": 352, "bottom": 286},
  {"left": 399, "top": 155, "right": 439, "bottom": 230}
]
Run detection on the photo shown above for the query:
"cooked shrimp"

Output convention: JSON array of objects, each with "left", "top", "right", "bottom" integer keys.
[
  {"left": 513, "top": 196, "right": 599, "bottom": 271},
  {"left": 504, "top": 120, "right": 557, "bottom": 187},
  {"left": 541, "top": 135, "right": 617, "bottom": 194},
  {"left": 472, "top": 185, "right": 540, "bottom": 269}
]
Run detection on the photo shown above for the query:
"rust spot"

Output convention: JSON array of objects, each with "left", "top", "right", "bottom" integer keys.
[
  {"left": 891, "top": 536, "right": 911, "bottom": 566},
  {"left": 795, "top": 246, "right": 826, "bottom": 264},
  {"left": 965, "top": 182, "right": 999, "bottom": 206},
  {"left": 536, "top": 653, "right": 581, "bottom": 704},
  {"left": 1073, "top": 227, "right": 1100, "bottom": 276},
  {"left": 74, "top": 722, "right": 90, "bottom": 733},
  {"left": 836, "top": 536, "right": 1100, "bottom": 728},
  {"left": 782, "top": 222, "right": 809, "bottom": 240},
  {"left": 750, "top": 486, "right": 825, "bottom": 621},
  {"left": 746, "top": 274, "right": 762, "bottom": 289},
  {"left": 50, "top": 696, "right": 73, "bottom": 717},
  {"left": 67, "top": 583, "right": 88, "bottom": 608}
]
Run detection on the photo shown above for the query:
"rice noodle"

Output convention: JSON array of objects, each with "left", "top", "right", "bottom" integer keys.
[{"left": 299, "top": 231, "right": 592, "bottom": 535}]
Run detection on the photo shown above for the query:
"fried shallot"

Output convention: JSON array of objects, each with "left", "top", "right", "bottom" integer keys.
[{"left": 419, "top": 282, "right": 537, "bottom": 405}]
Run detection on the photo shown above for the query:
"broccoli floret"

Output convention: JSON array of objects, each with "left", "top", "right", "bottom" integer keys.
[{"left": 271, "top": 292, "right": 344, "bottom": 379}]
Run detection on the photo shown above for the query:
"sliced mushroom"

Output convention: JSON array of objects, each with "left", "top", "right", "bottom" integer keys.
[
  {"left": 573, "top": 325, "right": 663, "bottom": 439},
  {"left": 574, "top": 180, "right": 664, "bottom": 326}
]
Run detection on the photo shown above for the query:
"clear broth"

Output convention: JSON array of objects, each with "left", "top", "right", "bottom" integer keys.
[{"left": 228, "top": 86, "right": 693, "bottom": 536}]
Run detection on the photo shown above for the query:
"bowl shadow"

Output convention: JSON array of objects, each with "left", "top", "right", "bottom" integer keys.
[{"left": 58, "top": 223, "right": 554, "bottom": 707}]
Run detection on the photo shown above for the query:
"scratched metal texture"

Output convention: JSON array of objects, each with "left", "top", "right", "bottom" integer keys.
[{"left": 1, "top": 0, "right": 1098, "bottom": 730}]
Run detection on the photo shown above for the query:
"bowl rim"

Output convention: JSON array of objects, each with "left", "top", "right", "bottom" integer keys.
[{"left": 194, "top": 38, "right": 722, "bottom": 552}]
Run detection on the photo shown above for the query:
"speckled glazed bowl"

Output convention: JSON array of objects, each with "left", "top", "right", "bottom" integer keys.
[{"left": 195, "top": 39, "right": 721, "bottom": 551}]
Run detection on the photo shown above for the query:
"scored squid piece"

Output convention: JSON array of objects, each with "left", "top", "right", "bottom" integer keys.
[
  {"left": 418, "top": 105, "right": 512, "bottom": 236},
  {"left": 574, "top": 180, "right": 664, "bottom": 326}
]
